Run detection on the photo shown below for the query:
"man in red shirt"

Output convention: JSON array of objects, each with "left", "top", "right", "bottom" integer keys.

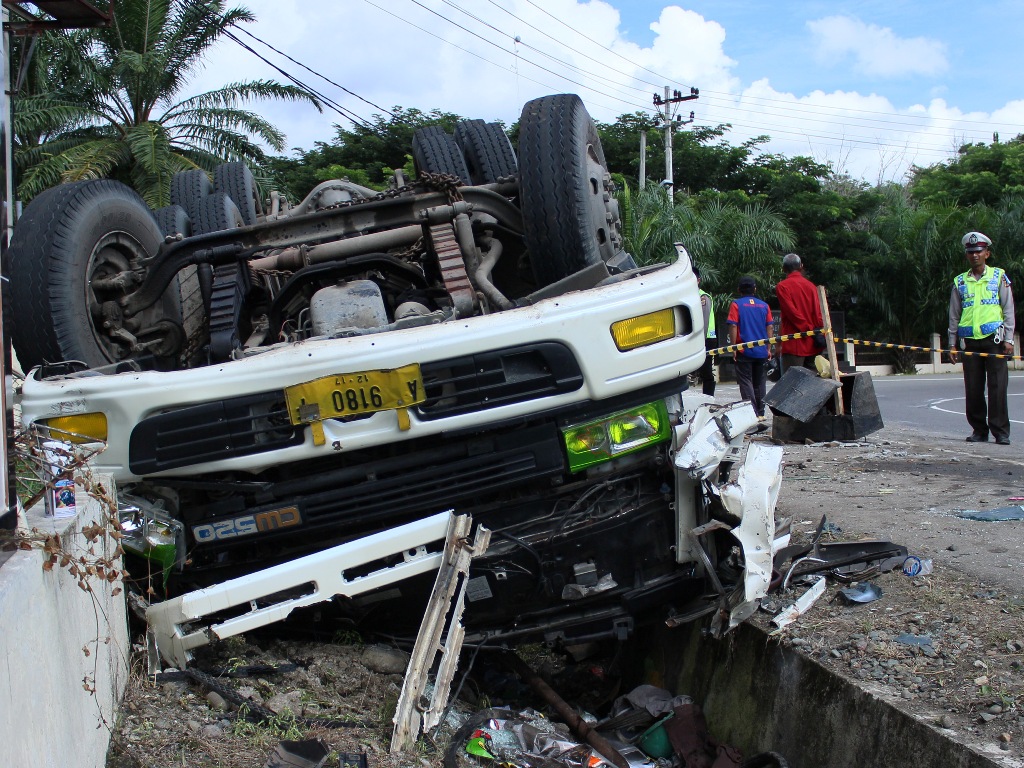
[{"left": 775, "top": 253, "right": 824, "bottom": 373}]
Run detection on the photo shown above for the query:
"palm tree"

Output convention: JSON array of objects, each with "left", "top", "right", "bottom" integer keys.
[
  {"left": 855, "top": 185, "right": 968, "bottom": 372},
  {"left": 13, "top": 0, "right": 321, "bottom": 207},
  {"left": 617, "top": 183, "right": 795, "bottom": 308}
]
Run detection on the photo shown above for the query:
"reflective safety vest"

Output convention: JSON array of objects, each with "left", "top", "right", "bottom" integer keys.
[
  {"left": 699, "top": 289, "right": 716, "bottom": 339},
  {"left": 955, "top": 266, "right": 1006, "bottom": 339}
]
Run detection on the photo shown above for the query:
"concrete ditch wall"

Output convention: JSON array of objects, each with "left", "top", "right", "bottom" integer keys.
[
  {"left": 0, "top": 477, "right": 129, "bottom": 768},
  {"left": 629, "top": 621, "right": 1004, "bottom": 768}
]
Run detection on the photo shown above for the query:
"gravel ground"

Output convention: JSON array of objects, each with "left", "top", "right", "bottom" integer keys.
[{"left": 105, "top": 420, "right": 1024, "bottom": 768}]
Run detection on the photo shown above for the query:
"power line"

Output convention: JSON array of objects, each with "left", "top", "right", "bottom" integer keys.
[
  {"left": 221, "top": 27, "right": 371, "bottom": 127},
  {"left": 360, "top": 0, "right": 649, "bottom": 118},
  {"left": 400, "top": 0, "right": 654, "bottom": 112},
  {"left": 234, "top": 26, "right": 399, "bottom": 120},
  {"left": 182, "top": 0, "right": 372, "bottom": 127}
]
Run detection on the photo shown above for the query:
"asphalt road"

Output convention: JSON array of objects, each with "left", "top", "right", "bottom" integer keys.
[
  {"left": 717, "top": 371, "right": 1024, "bottom": 442},
  {"left": 867, "top": 371, "right": 1024, "bottom": 440}
]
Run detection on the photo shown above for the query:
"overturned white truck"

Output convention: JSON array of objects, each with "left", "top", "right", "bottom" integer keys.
[{"left": 12, "top": 94, "right": 785, "bottom": 649}]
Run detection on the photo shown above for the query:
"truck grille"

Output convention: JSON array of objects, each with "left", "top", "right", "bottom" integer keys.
[
  {"left": 129, "top": 343, "right": 582, "bottom": 474},
  {"left": 186, "top": 423, "right": 566, "bottom": 550},
  {"left": 417, "top": 342, "right": 583, "bottom": 419},
  {"left": 129, "top": 393, "right": 302, "bottom": 475}
]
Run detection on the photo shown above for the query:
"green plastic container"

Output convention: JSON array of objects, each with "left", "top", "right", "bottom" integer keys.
[{"left": 637, "top": 713, "right": 674, "bottom": 759}]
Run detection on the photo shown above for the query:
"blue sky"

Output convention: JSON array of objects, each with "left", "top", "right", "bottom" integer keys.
[{"left": 190, "top": 0, "right": 1024, "bottom": 183}]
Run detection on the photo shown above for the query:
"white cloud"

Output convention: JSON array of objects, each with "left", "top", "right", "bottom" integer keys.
[
  {"left": 177, "top": 2, "right": 1014, "bottom": 183},
  {"left": 806, "top": 16, "right": 948, "bottom": 78}
]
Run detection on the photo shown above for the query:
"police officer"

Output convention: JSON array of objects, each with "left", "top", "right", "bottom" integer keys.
[
  {"left": 948, "top": 231, "right": 1015, "bottom": 445},
  {"left": 694, "top": 266, "right": 717, "bottom": 396}
]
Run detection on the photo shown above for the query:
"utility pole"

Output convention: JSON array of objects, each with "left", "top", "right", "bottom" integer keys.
[
  {"left": 653, "top": 86, "right": 698, "bottom": 196},
  {"left": 639, "top": 131, "right": 646, "bottom": 189}
]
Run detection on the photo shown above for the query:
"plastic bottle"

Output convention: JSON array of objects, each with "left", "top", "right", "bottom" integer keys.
[{"left": 902, "top": 556, "right": 933, "bottom": 576}]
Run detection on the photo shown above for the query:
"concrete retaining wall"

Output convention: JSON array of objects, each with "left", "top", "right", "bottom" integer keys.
[
  {"left": 0, "top": 477, "right": 129, "bottom": 768},
  {"left": 629, "top": 621, "right": 1006, "bottom": 768}
]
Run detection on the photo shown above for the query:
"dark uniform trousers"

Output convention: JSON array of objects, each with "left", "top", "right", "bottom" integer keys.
[{"left": 962, "top": 336, "right": 1010, "bottom": 439}]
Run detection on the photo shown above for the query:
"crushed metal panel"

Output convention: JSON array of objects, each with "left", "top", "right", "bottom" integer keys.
[
  {"left": 146, "top": 511, "right": 452, "bottom": 669},
  {"left": 673, "top": 400, "right": 757, "bottom": 480},
  {"left": 720, "top": 443, "right": 782, "bottom": 609}
]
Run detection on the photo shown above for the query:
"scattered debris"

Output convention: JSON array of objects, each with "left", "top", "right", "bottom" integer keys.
[
  {"left": 264, "top": 739, "right": 330, "bottom": 768},
  {"left": 774, "top": 516, "right": 907, "bottom": 587},
  {"left": 837, "top": 582, "right": 883, "bottom": 604},
  {"left": 955, "top": 505, "right": 1024, "bottom": 522},
  {"left": 901, "top": 556, "right": 933, "bottom": 577},
  {"left": 895, "top": 633, "right": 935, "bottom": 650},
  {"left": 771, "top": 577, "right": 826, "bottom": 630}
]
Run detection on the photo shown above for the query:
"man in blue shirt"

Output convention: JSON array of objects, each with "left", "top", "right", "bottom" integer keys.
[{"left": 727, "top": 276, "right": 773, "bottom": 421}]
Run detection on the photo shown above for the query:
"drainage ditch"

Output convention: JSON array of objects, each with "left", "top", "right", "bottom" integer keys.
[{"left": 623, "top": 621, "right": 1006, "bottom": 768}]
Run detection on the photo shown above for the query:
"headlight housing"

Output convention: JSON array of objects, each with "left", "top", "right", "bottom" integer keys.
[
  {"left": 562, "top": 400, "right": 672, "bottom": 472},
  {"left": 610, "top": 309, "right": 675, "bottom": 351},
  {"left": 40, "top": 413, "right": 108, "bottom": 444}
]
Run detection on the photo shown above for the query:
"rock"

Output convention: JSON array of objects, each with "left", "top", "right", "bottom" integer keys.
[
  {"left": 361, "top": 644, "right": 410, "bottom": 675},
  {"left": 999, "top": 733, "right": 1012, "bottom": 743},
  {"left": 187, "top": 720, "right": 203, "bottom": 734},
  {"left": 989, "top": 705, "right": 1003, "bottom": 715},
  {"left": 202, "top": 723, "right": 224, "bottom": 738},
  {"left": 974, "top": 675, "right": 990, "bottom": 686},
  {"left": 939, "top": 714, "right": 955, "bottom": 729},
  {"left": 266, "top": 689, "right": 305, "bottom": 715},
  {"left": 978, "top": 712, "right": 996, "bottom": 723},
  {"left": 206, "top": 691, "right": 229, "bottom": 712},
  {"left": 236, "top": 685, "right": 262, "bottom": 704}
]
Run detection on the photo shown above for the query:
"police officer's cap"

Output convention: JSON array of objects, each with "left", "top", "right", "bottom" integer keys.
[{"left": 961, "top": 231, "right": 992, "bottom": 252}]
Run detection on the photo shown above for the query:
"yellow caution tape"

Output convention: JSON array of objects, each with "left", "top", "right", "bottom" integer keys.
[{"left": 707, "top": 328, "right": 1021, "bottom": 361}]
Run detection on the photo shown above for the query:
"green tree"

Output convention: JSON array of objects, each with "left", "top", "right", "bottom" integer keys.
[
  {"left": 598, "top": 115, "right": 880, "bottom": 318},
  {"left": 853, "top": 186, "right": 969, "bottom": 372},
  {"left": 14, "top": 0, "right": 321, "bottom": 206},
  {"left": 617, "top": 183, "right": 794, "bottom": 311},
  {"left": 910, "top": 136, "right": 1024, "bottom": 208},
  {"left": 268, "top": 107, "right": 465, "bottom": 201}
]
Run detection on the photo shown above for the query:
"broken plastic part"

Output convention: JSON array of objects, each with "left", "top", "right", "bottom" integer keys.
[
  {"left": 771, "top": 576, "right": 826, "bottom": 630},
  {"left": 147, "top": 511, "right": 454, "bottom": 668}
]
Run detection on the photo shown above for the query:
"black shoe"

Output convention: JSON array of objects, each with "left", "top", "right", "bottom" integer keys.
[
  {"left": 965, "top": 432, "right": 989, "bottom": 442},
  {"left": 995, "top": 435, "right": 1011, "bottom": 445}
]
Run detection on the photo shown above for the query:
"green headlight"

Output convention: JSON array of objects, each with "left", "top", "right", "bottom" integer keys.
[{"left": 563, "top": 400, "right": 671, "bottom": 472}]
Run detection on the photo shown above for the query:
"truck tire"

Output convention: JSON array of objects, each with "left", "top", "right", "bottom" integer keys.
[
  {"left": 518, "top": 94, "right": 624, "bottom": 286},
  {"left": 151, "top": 205, "right": 207, "bottom": 367},
  {"left": 152, "top": 204, "right": 192, "bottom": 239},
  {"left": 9, "top": 180, "right": 187, "bottom": 370},
  {"left": 453, "top": 120, "right": 517, "bottom": 184},
  {"left": 411, "top": 126, "right": 472, "bottom": 184},
  {"left": 170, "top": 169, "right": 212, "bottom": 224},
  {"left": 213, "top": 161, "right": 262, "bottom": 225},
  {"left": 193, "top": 192, "right": 245, "bottom": 235}
]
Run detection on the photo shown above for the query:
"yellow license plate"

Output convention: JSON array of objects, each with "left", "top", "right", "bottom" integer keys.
[{"left": 284, "top": 364, "right": 425, "bottom": 424}]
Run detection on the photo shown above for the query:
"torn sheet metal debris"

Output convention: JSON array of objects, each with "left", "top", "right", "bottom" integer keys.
[
  {"left": 771, "top": 576, "right": 826, "bottom": 630},
  {"left": 837, "top": 582, "right": 883, "bottom": 604}
]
